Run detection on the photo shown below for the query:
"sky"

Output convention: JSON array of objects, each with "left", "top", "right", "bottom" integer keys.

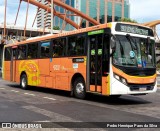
[
  {"left": 129, "top": 0, "right": 160, "bottom": 36},
  {"left": 130, "top": 0, "right": 160, "bottom": 23},
  {"left": 0, "top": 0, "right": 37, "bottom": 27},
  {"left": 0, "top": 0, "right": 159, "bottom": 35}
]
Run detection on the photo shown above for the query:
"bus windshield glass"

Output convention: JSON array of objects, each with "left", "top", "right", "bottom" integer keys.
[{"left": 113, "top": 35, "right": 156, "bottom": 68}]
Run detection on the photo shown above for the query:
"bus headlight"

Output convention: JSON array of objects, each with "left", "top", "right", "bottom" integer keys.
[
  {"left": 121, "top": 78, "right": 127, "bottom": 85},
  {"left": 113, "top": 73, "right": 128, "bottom": 85},
  {"left": 114, "top": 74, "right": 120, "bottom": 80}
]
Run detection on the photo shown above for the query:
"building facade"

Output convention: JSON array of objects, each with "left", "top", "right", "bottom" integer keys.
[
  {"left": 37, "top": 0, "right": 130, "bottom": 30},
  {"left": 54, "top": 0, "right": 75, "bottom": 31},
  {"left": 0, "top": 24, "right": 62, "bottom": 71},
  {"left": 76, "top": 0, "right": 130, "bottom": 28},
  {"left": 37, "top": 0, "right": 51, "bottom": 28}
]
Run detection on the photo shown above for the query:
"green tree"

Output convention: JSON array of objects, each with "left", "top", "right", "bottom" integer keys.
[
  {"left": 53, "top": 26, "right": 60, "bottom": 30},
  {"left": 119, "top": 18, "right": 137, "bottom": 23}
]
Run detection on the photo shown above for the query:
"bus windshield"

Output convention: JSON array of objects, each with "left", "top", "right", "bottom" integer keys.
[{"left": 113, "top": 35, "right": 156, "bottom": 68}]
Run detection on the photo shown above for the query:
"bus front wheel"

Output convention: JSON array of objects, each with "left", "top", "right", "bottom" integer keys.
[
  {"left": 20, "top": 74, "right": 28, "bottom": 90},
  {"left": 73, "top": 77, "right": 86, "bottom": 99}
]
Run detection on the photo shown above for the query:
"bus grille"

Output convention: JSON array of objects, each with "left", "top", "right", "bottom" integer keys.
[{"left": 128, "top": 83, "right": 155, "bottom": 91}]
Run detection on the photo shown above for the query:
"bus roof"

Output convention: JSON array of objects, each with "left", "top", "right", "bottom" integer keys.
[{"left": 5, "top": 22, "right": 152, "bottom": 47}]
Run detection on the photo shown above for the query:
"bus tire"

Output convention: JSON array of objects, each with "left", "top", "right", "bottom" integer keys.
[
  {"left": 20, "top": 74, "right": 28, "bottom": 90},
  {"left": 73, "top": 77, "right": 86, "bottom": 99}
]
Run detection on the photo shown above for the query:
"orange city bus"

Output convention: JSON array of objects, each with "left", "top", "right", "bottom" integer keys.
[{"left": 2, "top": 22, "right": 157, "bottom": 99}]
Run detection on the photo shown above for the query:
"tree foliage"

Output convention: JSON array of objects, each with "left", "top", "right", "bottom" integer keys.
[
  {"left": 119, "top": 18, "right": 137, "bottom": 23},
  {"left": 53, "top": 26, "right": 60, "bottom": 30}
]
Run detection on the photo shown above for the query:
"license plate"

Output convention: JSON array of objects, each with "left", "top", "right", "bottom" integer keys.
[{"left": 139, "top": 88, "right": 147, "bottom": 91}]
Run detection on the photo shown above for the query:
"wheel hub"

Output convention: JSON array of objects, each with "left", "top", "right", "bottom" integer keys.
[
  {"left": 76, "top": 83, "right": 84, "bottom": 94},
  {"left": 22, "top": 78, "right": 26, "bottom": 88}
]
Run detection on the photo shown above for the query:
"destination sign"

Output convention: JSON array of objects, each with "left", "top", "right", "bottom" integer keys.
[
  {"left": 88, "top": 29, "right": 104, "bottom": 36},
  {"left": 115, "top": 23, "right": 154, "bottom": 37},
  {"left": 72, "top": 58, "right": 84, "bottom": 63}
]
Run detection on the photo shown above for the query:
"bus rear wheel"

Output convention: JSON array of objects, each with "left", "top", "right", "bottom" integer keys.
[
  {"left": 73, "top": 77, "right": 86, "bottom": 99},
  {"left": 20, "top": 74, "right": 28, "bottom": 90}
]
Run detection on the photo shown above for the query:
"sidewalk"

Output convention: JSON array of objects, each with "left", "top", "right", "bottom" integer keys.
[
  {"left": 157, "top": 74, "right": 160, "bottom": 89},
  {"left": 0, "top": 67, "right": 1, "bottom": 77}
]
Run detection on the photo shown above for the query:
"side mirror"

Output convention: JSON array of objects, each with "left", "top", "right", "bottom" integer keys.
[
  {"left": 146, "top": 37, "right": 150, "bottom": 54},
  {"left": 147, "top": 37, "right": 151, "bottom": 44},
  {"left": 110, "top": 36, "right": 116, "bottom": 49}
]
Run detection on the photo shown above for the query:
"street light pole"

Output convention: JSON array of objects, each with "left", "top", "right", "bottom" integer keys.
[
  {"left": 51, "top": 0, "right": 53, "bottom": 34},
  {"left": 97, "top": 0, "right": 100, "bottom": 23},
  {"left": 86, "top": 0, "right": 89, "bottom": 27},
  {"left": 112, "top": 0, "right": 115, "bottom": 22},
  {"left": 105, "top": 0, "right": 108, "bottom": 23},
  {"left": 24, "top": 0, "right": 29, "bottom": 38},
  {"left": 4, "top": 0, "right": 7, "bottom": 38}
]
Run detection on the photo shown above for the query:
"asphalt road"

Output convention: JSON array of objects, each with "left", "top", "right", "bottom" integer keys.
[
  {"left": 0, "top": 78, "right": 160, "bottom": 130},
  {"left": 157, "top": 76, "right": 160, "bottom": 85}
]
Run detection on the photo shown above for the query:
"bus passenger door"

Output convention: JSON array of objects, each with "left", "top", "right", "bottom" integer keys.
[
  {"left": 10, "top": 48, "right": 17, "bottom": 82},
  {"left": 89, "top": 34, "right": 103, "bottom": 92}
]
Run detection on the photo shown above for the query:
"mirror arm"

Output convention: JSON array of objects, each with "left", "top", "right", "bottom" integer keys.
[{"left": 110, "top": 34, "right": 116, "bottom": 49}]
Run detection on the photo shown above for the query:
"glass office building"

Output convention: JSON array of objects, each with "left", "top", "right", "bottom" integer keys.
[
  {"left": 37, "top": 0, "right": 130, "bottom": 30},
  {"left": 54, "top": 0, "right": 75, "bottom": 31},
  {"left": 76, "top": 0, "right": 130, "bottom": 28}
]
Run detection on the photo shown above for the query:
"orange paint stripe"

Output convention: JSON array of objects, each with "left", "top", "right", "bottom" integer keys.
[{"left": 112, "top": 66, "right": 156, "bottom": 84}]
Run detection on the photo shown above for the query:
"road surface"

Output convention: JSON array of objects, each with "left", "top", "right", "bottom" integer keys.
[{"left": 0, "top": 78, "right": 160, "bottom": 130}]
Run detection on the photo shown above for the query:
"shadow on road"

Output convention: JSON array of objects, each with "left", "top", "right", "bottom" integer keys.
[
  {"left": 85, "top": 93, "right": 151, "bottom": 105},
  {"left": 6, "top": 83, "right": 151, "bottom": 106}
]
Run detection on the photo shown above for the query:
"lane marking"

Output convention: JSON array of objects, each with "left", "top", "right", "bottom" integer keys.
[
  {"left": 11, "top": 90, "right": 19, "bottom": 93},
  {"left": 23, "top": 105, "right": 80, "bottom": 122},
  {"left": 0, "top": 88, "right": 5, "bottom": 90},
  {"left": 24, "top": 93, "right": 35, "bottom": 96},
  {"left": 35, "top": 120, "right": 51, "bottom": 122},
  {"left": 43, "top": 97, "right": 56, "bottom": 101}
]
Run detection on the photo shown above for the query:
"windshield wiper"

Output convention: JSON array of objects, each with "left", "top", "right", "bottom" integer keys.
[
  {"left": 126, "top": 34, "right": 137, "bottom": 50},
  {"left": 117, "top": 38, "right": 124, "bottom": 56}
]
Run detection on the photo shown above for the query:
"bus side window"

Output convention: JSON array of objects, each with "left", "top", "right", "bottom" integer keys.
[
  {"left": 53, "top": 40, "right": 59, "bottom": 57},
  {"left": 68, "top": 36, "right": 76, "bottom": 56},
  {"left": 17, "top": 45, "right": 26, "bottom": 60},
  {"left": 52, "top": 39, "right": 65, "bottom": 57},
  {"left": 68, "top": 35, "right": 85, "bottom": 56},
  {"left": 27, "top": 43, "right": 38, "bottom": 59},
  {"left": 40, "top": 41, "right": 50, "bottom": 58},
  {"left": 61, "top": 38, "right": 67, "bottom": 56},
  {"left": 76, "top": 35, "right": 85, "bottom": 56},
  {"left": 4, "top": 47, "right": 11, "bottom": 61}
]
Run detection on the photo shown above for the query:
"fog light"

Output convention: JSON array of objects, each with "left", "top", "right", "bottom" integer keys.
[{"left": 121, "top": 78, "right": 127, "bottom": 85}]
